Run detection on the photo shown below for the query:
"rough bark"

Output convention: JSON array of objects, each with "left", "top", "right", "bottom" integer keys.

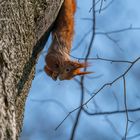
[{"left": 0, "top": 0, "right": 63, "bottom": 139}]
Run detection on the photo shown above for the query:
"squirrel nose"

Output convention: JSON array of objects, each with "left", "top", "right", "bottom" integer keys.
[{"left": 59, "top": 75, "right": 64, "bottom": 81}]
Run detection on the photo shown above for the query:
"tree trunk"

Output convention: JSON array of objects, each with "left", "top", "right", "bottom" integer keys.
[{"left": 0, "top": 0, "right": 63, "bottom": 139}]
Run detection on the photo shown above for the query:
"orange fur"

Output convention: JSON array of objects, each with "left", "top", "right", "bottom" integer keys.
[
  {"left": 45, "top": 0, "right": 92, "bottom": 80},
  {"left": 59, "top": 61, "right": 93, "bottom": 80},
  {"left": 52, "top": 0, "right": 76, "bottom": 48}
]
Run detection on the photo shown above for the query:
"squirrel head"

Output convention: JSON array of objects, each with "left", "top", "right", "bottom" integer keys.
[{"left": 59, "top": 61, "right": 93, "bottom": 80}]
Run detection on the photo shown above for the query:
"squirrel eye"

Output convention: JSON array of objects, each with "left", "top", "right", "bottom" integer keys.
[
  {"left": 54, "top": 64, "right": 59, "bottom": 69},
  {"left": 66, "top": 68, "right": 70, "bottom": 72}
]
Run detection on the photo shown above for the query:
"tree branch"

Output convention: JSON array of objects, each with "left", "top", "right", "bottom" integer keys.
[
  {"left": 55, "top": 57, "right": 140, "bottom": 130},
  {"left": 82, "top": 107, "right": 140, "bottom": 116}
]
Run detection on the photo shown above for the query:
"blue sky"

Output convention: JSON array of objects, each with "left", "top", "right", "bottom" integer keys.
[{"left": 21, "top": 0, "right": 140, "bottom": 140}]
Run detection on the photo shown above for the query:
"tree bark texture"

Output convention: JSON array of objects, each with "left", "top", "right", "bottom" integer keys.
[{"left": 0, "top": 0, "right": 63, "bottom": 139}]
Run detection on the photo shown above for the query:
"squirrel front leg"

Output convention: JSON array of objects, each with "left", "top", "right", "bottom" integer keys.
[
  {"left": 44, "top": 50, "right": 62, "bottom": 80},
  {"left": 44, "top": 65, "right": 59, "bottom": 80}
]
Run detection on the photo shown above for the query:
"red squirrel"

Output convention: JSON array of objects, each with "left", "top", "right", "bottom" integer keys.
[{"left": 44, "top": 0, "right": 92, "bottom": 80}]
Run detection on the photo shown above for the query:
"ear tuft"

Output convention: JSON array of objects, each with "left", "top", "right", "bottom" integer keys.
[
  {"left": 76, "top": 71, "right": 94, "bottom": 76},
  {"left": 73, "top": 69, "right": 94, "bottom": 76}
]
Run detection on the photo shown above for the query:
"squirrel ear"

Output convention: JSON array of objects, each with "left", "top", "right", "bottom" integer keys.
[{"left": 74, "top": 70, "right": 94, "bottom": 76}]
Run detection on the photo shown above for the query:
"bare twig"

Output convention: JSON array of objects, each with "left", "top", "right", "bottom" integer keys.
[
  {"left": 99, "top": 0, "right": 104, "bottom": 13},
  {"left": 98, "top": 0, "right": 114, "bottom": 13},
  {"left": 127, "top": 117, "right": 140, "bottom": 139},
  {"left": 95, "top": 25, "right": 140, "bottom": 35},
  {"left": 84, "top": 57, "right": 140, "bottom": 105},
  {"left": 105, "top": 33, "right": 121, "bottom": 48},
  {"left": 72, "top": 29, "right": 92, "bottom": 52},
  {"left": 128, "top": 117, "right": 140, "bottom": 135},
  {"left": 55, "top": 105, "right": 82, "bottom": 130},
  {"left": 123, "top": 76, "right": 129, "bottom": 140},
  {"left": 69, "top": 1, "right": 96, "bottom": 139},
  {"left": 89, "top": 0, "right": 100, "bottom": 12},
  {"left": 89, "top": 0, "right": 114, "bottom": 13},
  {"left": 55, "top": 57, "right": 140, "bottom": 130},
  {"left": 82, "top": 106, "right": 140, "bottom": 116},
  {"left": 70, "top": 55, "right": 133, "bottom": 64},
  {"left": 72, "top": 25, "right": 140, "bottom": 52},
  {"left": 69, "top": 77, "right": 84, "bottom": 140}
]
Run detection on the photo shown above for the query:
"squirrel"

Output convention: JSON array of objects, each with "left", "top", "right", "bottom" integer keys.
[{"left": 44, "top": 0, "right": 92, "bottom": 80}]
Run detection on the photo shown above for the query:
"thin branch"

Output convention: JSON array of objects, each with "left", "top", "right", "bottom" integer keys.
[
  {"left": 99, "top": 0, "right": 104, "bottom": 13},
  {"left": 89, "top": 0, "right": 100, "bottom": 12},
  {"left": 84, "top": 57, "right": 140, "bottom": 105},
  {"left": 55, "top": 105, "right": 83, "bottom": 130},
  {"left": 72, "top": 25, "right": 140, "bottom": 52},
  {"left": 82, "top": 107, "right": 140, "bottom": 116},
  {"left": 123, "top": 76, "right": 129, "bottom": 140},
  {"left": 95, "top": 25, "right": 140, "bottom": 35},
  {"left": 79, "top": 1, "right": 96, "bottom": 56},
  {"left": 105, "top": 33, "right": 119, "bottom": 43},
  {"left": 75, "top": 80, "right": 122, "bottom": 138},
  {"left": 89, "top": 0, "right": 114, "bottom": 13},
  {"left": 55, "top": 57, "right": 140, "bottom": 129},
  {"left": 97, "top": 0, "right": 114, "bottom": 13},
  {"left": 69, "top": 1, "right": 96, "bottom": 139},
  {"left": 74, "top": 78, "right": 92, "bottom": 95},
  {"left": 128, "top": 117, "right": 140, "bottom": 135},
  {"left": 83, "top": 92, "right": 123, "bottom": 138},
  {"left": 112, "top": 91, "right": 120, "bottom": 110},
  {"left": 127, "top": 118, "right": 140, "bottom": 139},
  {"left": 76, "top": 25, "right": 140, "bottom": 35},
  {"left": 105, "top": 33, "right": 121, "bottom": 48},
  {"left": 70, "top": 55, "right": 133, "bottom": 64},
  {"left": 72, "top": 29, "right": 92, "bottom": 52},
  {"left": 69, "top": 77, "right": 84, "bottom": 140}
]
